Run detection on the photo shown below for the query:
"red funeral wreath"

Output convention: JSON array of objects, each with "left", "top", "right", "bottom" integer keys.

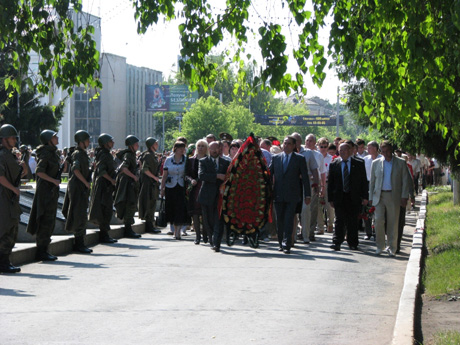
[{"left": 219, "top": 133, "right": 272, "bottom": 235}]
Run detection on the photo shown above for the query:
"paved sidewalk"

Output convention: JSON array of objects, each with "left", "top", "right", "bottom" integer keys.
[{"left": 1, "top": 208, "right": 419, "bottom": 345}]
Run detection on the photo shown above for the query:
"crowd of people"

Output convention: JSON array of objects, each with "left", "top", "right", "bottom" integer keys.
[{"left": 0, "top": 122, "right": 449, "bottom": 273}]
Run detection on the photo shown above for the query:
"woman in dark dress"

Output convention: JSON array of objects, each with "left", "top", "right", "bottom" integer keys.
[
  {"left": 185, "top": 139, "right": 208, "bottom": 244},
  {"left": 160, "top": 141, "right": 188, "bottom": 240}
]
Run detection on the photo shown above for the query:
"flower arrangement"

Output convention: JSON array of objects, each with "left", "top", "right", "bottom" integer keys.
[
  {"left": 358, "top": 204, "right": 376, "bottom": 220},
  {"left": 219, "top": 133, "right": 272, "bottom": 245}
]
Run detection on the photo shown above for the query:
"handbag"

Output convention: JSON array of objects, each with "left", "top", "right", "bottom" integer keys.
[{"left": 155, "top": 198, "right": 167, "bottom": 228}]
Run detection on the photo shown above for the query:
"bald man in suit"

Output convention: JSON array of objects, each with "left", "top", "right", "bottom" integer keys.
[{"left": 269, "top": 136, "right": 311, "bottom": 254}]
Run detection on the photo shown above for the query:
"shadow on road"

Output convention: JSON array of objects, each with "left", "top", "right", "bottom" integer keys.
[{"left": 0, "top": 288, "right": 35, "bottom": 297}]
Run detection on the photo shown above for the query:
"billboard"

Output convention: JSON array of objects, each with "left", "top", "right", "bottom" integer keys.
[
  {"left": 145, "top": 85, "right": 199, "bottom": 112},
  {"left": 254, "top": 114, "right": 344, "bottom": 126}
]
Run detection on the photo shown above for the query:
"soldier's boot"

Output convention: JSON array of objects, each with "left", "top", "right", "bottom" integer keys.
[
  {"left": 0, "top": 254, "right": 21, "bottom": 274},
  {"left": 35, "top": 246, "right": 58, "bottom": 261},
  {"left": 73, "top": 236, "right": 93, "bottom": 254},
  {"left": 145, "top": 221, "right": 161, "bottom": 234},
  {"left": 99, "top": 226, "right": 117, "bottom": 244},
  {"left": 124, "top": 224, "right": 141, "bottom": 238}
]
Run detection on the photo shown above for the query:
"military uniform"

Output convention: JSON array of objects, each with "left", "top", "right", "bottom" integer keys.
[
  {"left": 114, "top": 141, "right": 141, "bottom": 238},
  {"left": 138, "top": 149, "right": 160, "bottom": 232},
  {"left": 88, "top": 146, "right": 117, "bottom": 242},
  {"left": 0, "top": 145, "right": 23, "bottom": 262},
  {"left": 62, "top": 146, "right": 91, "bottom": 248},
  {"left": 26, "top": 144, "right": 61, "bottom": 258}
]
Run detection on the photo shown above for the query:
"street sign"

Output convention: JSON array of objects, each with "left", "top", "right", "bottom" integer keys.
[{"left": 254, "top": 115, "right": 344, "bottom": 126}]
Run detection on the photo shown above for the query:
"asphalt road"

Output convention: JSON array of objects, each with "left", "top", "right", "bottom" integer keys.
[{"left": 1, "top": 213, "right": 417, "bottom": 345}]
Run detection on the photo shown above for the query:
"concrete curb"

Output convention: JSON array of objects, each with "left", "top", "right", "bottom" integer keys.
[
  {"left": 10, "top": 220, "right": 147, "bottom": 266},
  {"left": 392, "top": 190, "right": 428, "bottom": 345}
]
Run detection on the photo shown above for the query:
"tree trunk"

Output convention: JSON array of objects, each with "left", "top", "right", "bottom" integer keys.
[{"left": 453, "top": 178, "right": 460, "bottom": 205}]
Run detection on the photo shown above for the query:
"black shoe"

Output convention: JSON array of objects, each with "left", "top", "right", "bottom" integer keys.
[
  {"left": 0, "top": 263, "right": 21, "bottom": 273},
  {"left": 283, "top": 249, "right": 291, "bottom": 254},
  {"left": 124, "top": 225, "right": 141, "bottom": 239},
  {"left": 214, "top": 247, "right": 221, "bottom": 252},
  {"left": 203, "top": 237, "right": 208, "bottom": 244},
  {"left": 194, "top": 240, "right": 200, "bottom": 245},
  {"left": 35, "top": 248, "right": 58, "bottom": 261},
  {"left": 74, "top": 236, "right": 93, "bottom": 254},
  {"left": 242, "top": 236, "right": 248, "bottom": 245},
  {"left": 278, "top": 247, "right": 283, "bottom": 251},
  {"left": 349, "top": 245, "right": 358, "bottom": 251},
  {"left": 309, "top": 236, "right": 316, "bottom": 242},
  {"left": 145, "top": 221, "right": 161, "bottom": 234},
  {"left": 99, "top": 231, "right": 117, "bottom": 243},
  {"left": 330, "top": 244, "right": 340, "bottom": 251},
  {"left": 73, "top": 243, "right": 93, "bottom": 254}
]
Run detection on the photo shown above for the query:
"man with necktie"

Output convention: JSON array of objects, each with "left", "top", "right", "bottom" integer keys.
[
  {"left": 269, "top": 136, "right": 311, "bottom": 254},
  {"left": 198, "top": 141, "right": 230, "bottom": 252},
  {"left": 327, "top": 142, "right": 368, "bottom": 251}
]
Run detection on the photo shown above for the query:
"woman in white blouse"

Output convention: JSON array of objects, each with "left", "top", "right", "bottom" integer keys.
[{"left": 160, "top": 141, "right": 189, "bottom": 239}]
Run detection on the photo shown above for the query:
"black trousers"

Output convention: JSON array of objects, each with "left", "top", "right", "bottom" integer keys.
[
  {"left": 333, "top": 193, "right": 360, "bottom": 248},
  {"left": 201, "top": 204, "right": 224, "bottom": 248},
  {"left": 274, "top": 201, "right": 297, "bottom": 250}
]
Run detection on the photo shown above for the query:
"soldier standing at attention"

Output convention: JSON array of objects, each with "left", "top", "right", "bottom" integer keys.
[
  {"left": 114, "top": 135, "right": 142, "bottom": 238},
  {"left": 88, "top": 133, "right": 118, "bottom": 243},
  {"left": 26, "top": 130, "right": 61, "bottom": 261},
  {"left": 138, "top": 137, "right": 162, "bottom": 234},
  {"left": 62, "top": 130, "right": 93, "bottom": 253},
  {"left": 0, "top": 124, "right": 27, "bottom": 273}
]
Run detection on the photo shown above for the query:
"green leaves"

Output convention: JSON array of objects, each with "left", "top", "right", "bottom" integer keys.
[{"left": 1, "top": 1, "right": 101, "bottom": 101}]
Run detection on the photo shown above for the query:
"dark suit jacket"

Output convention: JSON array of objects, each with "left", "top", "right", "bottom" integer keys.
[
  {"left": 327, "top": 156, "right": 368, "bottom": 206},
  {"left": 269, "top": 152, "right": 311, "bottom": 203},
  {"left": 197, "top": 156, "right": 230, "bottom": 206}
]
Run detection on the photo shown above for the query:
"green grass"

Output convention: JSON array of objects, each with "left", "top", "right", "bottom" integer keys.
[
  {"left": 423, "top": 190, "right": 460, "bottom": 296},
  {"left": 426, "top": 185, "right": 451, "bottom": 193},
  {"left": 432, "top": 330, "right": 460, "bottom": 345}
]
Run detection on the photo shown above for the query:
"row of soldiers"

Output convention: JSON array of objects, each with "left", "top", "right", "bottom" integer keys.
[{"left": 0, "top": 124, "right": 161, "bottom": 274}]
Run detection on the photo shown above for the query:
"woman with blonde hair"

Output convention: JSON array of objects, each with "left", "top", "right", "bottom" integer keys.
[{"left": 185, "top": 139, "right": 209, "bottom": 244}]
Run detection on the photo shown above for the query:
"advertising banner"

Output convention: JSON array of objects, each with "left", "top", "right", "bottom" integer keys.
[
  {"left": 145, "top": 85, "right": 199, "bottom": 112},
  {"left": 254, "top": 114, "right": 344, "bottom": 126}
]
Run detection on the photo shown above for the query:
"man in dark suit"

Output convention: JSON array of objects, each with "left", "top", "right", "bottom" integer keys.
[
  {"left": 198, "top": 141, "right": 230, "bottom": 252},
  {"left": 269, "top": 136, "right": 311, "bottom": 254},
  {"left": 328, "top": 142, "right": 368, "bottom": 251}
]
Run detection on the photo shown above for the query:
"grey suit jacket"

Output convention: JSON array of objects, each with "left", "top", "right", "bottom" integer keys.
[
  {"left": 197, "top": 156, "right": 230, "bottom": 206},
  {"left": 369, "top": 155, "right": 411, "bottom": 207},
  {"left": 269, "top": 152, "right": 311, "bottom": 203}
]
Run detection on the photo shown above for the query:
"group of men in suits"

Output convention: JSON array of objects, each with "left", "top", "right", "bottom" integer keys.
[{"left": 270, "top": 136, "right": 411, "bottom": 256}]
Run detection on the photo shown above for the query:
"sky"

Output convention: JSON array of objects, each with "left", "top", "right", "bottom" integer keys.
[{"left": 81, "top": 0, "right": 344, "bottom": 104}]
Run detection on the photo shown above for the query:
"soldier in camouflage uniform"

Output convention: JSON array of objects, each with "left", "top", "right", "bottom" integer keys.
[
  {"left": 138, "top": 137, "right": 161, "bottom": 234},
  {"left": 26, "top": 130, "right": 61, "bottom": 261},
  {"left": 114, "top": 135, "right": 142, "bottom": 238},
  {"left": 62, "top": 130, "right": 93, "bottom": 253},
  {"left": 88, "top": 133, "right": 118, "bottom": 243},
  {"left": 0, "top": 124, "right": 26, "bottom": 274}
]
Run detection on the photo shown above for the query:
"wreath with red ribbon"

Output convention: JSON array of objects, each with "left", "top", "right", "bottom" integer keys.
[{"left": 219, "top": 133, "right": 272, "bottom": 235}]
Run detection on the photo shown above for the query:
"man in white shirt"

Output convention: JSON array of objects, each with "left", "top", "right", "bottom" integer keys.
[
  {"left": 363, "top": 141, "right": 382, "bottom": 240},
  {"left": 407, "top": 153, "right": 421, "bottom": 194},
  {"left": 369, "top": 141, "right": 410, "bottom": 256},
  {"left": 305, "top": 134, "right": 326, "bottom": 238},
  {"left": 355, "top": 138, "right": 368, "bottom": 158},
  {"left": 417, "top": 153, "right": 429, "bottom": 190},
  {"left": 317, "top": 137, "right": 334, "bottom": 233}
]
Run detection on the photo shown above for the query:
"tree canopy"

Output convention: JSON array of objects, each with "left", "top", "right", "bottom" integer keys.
[{"left": 2, "top": 0, "right": 460, "bottom": 160}]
